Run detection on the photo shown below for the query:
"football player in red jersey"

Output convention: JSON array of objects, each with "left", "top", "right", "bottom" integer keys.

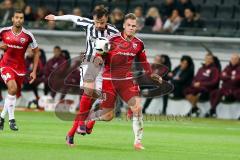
[
  {"left": 87, "top": 13, "right": 162, "bottom": 150},
  {"left": 0, "top": 10, "right": 40, "bottom": 131}
]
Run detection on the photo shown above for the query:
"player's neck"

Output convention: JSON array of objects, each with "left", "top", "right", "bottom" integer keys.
[
  {"left": 122, "top": 32, "right": 134, "bottom": 41},
  {"left": 12, "top": 26, "right": 22, "bottom": 35}
]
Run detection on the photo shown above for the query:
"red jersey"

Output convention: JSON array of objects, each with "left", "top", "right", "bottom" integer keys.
[
  {"left": 0, "top": 26, "right": 38, "bottom": 76},
  {"left": 101, "top": 32, "right": 152, "bottom": 80}
]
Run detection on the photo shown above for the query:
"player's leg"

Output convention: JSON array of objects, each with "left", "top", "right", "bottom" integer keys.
[
  {"left": 66, "top": 82, "right": 94, "bottom": 146},
  {"left": 76, "top": 63, "right": 103, "bottom": 134},
  {"left": 4, "top": 80, "right": 18, "bottom": 131},
  {"left": 85, "top": 68, "right": 104, "bottom": 134},
  {"left": 76, "top": 81, "right": 95, "bottom": 134},
  {"left": 66, "top": 63, "right": 99, "bottom": 144},
  {"left": 86, "top": 80, "right": 116, "bottom": 121},
  {"left": 118, "top": 80, "right": 144, "bottom": 150},
  {"left": 128, "top": 96, "right": 145, "bottom": 150},
  {"left": 0, "top": 69, "right": 19, "bottom": 131}
]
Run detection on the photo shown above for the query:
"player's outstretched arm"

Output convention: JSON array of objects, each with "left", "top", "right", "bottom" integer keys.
[{"left": 45, "top": 14, "right": 92, "bottom": 27}]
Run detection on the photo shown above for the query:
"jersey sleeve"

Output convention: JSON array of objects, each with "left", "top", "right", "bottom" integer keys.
[
  {"left": 107, "top": 24, "right": 119, "bottom": 36},
  {"left": 54, "top": 15, "right": 93, "bottom": 30},
  {"left": 28, "top": 32, "right": 38, "bottom": 49},
  {"left": 137, "top": 43, "right": 152, "bottom": 76}
]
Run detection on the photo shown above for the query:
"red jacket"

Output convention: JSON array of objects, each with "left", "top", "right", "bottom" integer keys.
[
  {"left": 221, "top": 63, "right": 240, "bottom": 89},
  {"left": 192, "top": 64, "right": 220, "bottom": 91}
]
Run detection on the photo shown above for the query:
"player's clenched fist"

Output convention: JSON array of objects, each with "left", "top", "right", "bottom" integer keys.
[
  {"left": 45, "top": 14, "right": 55, "bottom": 21},
  {"left": 29, "top": 71, "right": 37, "bottom": 84},
  {"left": 150, "top": 73, "right": 163, "bottom": 84}
]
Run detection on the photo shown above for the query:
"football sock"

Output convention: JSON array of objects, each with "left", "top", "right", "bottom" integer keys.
[
  {"left": 67, "top": 94, "right": 93, "bottom": 136},
  {"left": 77, "top": 93, "right": 93, "bottom": 125},
  {"left": 5, "top": 94, "right": 16, "bottom": 120},
  {"left": 132, "top": 115, "right": 144, "bottom": 144},
  {"left": 67, "top": 120, "right": 78, "bottom": 137},
  {"left": 1, "top": 102, "right": 8, "bottom": 119}
]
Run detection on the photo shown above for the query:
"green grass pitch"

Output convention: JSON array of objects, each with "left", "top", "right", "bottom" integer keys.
[{"left": 0, "top": 111, "right": 240, "bottom": 160}]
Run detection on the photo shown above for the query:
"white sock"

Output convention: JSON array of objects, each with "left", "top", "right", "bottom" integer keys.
[
  {"left": 5, "top": 94, "right": 16, "bottom": 120},
  {"left": 0, "top": 104, "right": 8, "bottom": 119},
  {"left": 132, "top": 115, "right": 144, "bottom": 144}
]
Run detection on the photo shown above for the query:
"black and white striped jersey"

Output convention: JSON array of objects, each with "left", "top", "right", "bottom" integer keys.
[{"left": 54, "top": 15, "right": 119, "bottom": 61}]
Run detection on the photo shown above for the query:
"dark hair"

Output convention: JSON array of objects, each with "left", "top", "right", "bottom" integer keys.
[
  {"left": 92, "top": 5, "right": 108, "bottom": 19},
  {"left": 181, "top": 55, "right": 195, "bottom": 72},
  {"left": 124, "top": 13, "right": 137, "bottom": 22},
  {"left": 13, "top": 9, "right": 24, "bottom": 16},
  {"left": 160, "top": 54, "right": 171, "bottom": 70},
  {"left": 54, "top": 46, "right": 61, "bottom": 50},
  {"left": 213, "top": 56, "right": 222, "bottom": 71}
]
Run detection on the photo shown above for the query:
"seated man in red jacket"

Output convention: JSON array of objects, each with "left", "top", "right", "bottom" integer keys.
[
  {"left": 205, "top": 53, "right": 240, "bottom": 118},
  {"left": 184, "top": 53, "right": 220, "bottom": 117}
]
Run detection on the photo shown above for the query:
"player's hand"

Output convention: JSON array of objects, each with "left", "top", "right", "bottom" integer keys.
[
  {"left": 150, "top": 73, "right": 163, "bottom": 84},
  {"left": 29, "top": 71, "right": 37, "bottom": 84},
  {"left": 45, "top": 14, "right": 55, "bottom": 21},
  {"left": 94, "top": 56, "right": 104, "bottom": 67},
  {"left": 0, "top": 44, "right": 8, "bottom": 51}
]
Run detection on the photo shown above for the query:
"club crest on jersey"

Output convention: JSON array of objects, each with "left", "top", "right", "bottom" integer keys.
[
  {"left": 20, "top": 38, "right": 25, "bottom": 44},
  {"left": 133, "top": 43, "right": 138, "bottom": 49}
]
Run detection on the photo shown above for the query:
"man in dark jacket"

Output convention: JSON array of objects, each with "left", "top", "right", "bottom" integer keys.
[
  {"left": 184, "top": 53, "right": 220, "bottom": 117},
  {"left": 206, "top": 54, "right": 240, "bottom": 117},
  {"left": 44, "top": 46, "right": 67, "bottom": 98},
  {"left": 168, "top": 55, "right": 194, "bottom": 99}
]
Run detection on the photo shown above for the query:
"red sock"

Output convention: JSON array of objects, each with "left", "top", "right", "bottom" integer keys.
[
  {"left": 67, "top": 120, "right": 78, "bottom": 137},
  {"left": 77, "top": 93, "right": 93, "bottom": 125}
]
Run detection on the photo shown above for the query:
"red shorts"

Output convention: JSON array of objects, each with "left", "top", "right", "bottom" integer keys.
[
  {"left": 101, "top": 79, "right": 140, "bottom": 109},
  {"left": 0, "top": 67, "right": 25, "bottom": 97}
]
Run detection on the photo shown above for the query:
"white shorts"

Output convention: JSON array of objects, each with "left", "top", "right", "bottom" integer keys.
[{"left": 79, "top": 62, "right": 103, "bottom": 91}]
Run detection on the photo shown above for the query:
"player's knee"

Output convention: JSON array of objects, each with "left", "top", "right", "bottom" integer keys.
[
  {"left": 84, "top": 88, "right": 94, "bottom": 96},
  {"left": 8, "top": 84, "right": 17, "bottom": 95},
  {"left": 131, "top": 105, "right": 142, "bottom": 115},
  {"left": 102, "top": 111, "right": 114, "bottom": 121}
]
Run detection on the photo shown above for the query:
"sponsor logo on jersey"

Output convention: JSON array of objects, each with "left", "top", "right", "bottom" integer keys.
[
  {"left": 6, "top": 37, "right": 10, "bottom": 40},
  {"left": 6, "top": 44, "right": 23, "bottom": 49},
  {"left": 117, "top": 52, "right": 135, "bottom": 56}
]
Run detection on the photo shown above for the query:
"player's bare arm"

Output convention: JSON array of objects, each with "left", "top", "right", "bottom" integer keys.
[
  {"left": 45, "top": 14, "right": 90, "bottom": 25},
  {"left": 29, "top": 47, "right": 40, "bottom": 84}
]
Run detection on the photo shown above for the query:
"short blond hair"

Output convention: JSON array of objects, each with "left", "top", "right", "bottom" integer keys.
[{"left": 124, "top": 13, "right": 137, "bottom": 22}]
